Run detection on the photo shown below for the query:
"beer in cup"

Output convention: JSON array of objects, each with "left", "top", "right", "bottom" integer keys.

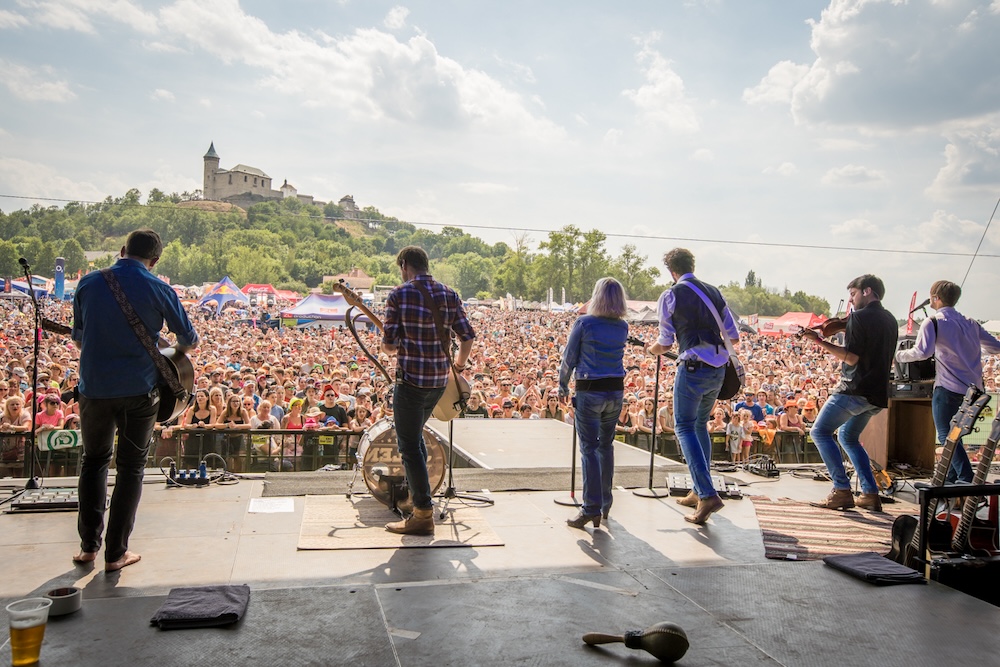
[{"left": 6, "top": 598, "right": 52, "bottom": 667}]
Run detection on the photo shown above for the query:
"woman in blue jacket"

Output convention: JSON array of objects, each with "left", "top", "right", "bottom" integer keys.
[{"left": 559, "top": 277, "right": 629, "bottom": 529}]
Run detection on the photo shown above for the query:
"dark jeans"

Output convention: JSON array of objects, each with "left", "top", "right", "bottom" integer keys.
[
  {"left": 393, "top": 382, "right": 446, "bottom": 510},
  {"left": 77, "top": 391, "right": 159, "bottom": 562},
  {"left": 673, "top": 363, "right": 725, "bottom": 499},
  {"left": 932, "top": 386, "right": 973, "bottom": 483},
  {"left": 574, "top": 390, "right": 623, "bottom": 517}
]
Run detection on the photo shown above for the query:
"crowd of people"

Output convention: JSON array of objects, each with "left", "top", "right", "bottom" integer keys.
[{"left": 5, "top": 274, "right": 1000, "bottom": 478}]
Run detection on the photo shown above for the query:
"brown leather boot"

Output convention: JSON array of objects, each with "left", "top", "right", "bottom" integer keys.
[
  {"left": 684, "top": 495, "right": 725, "bottom": 525},
  {"left": 386, "top": 507, "right": 435, "bottom": 536},
  {"left": 810, "top": 489, "right": 855, "bottom": 510},
  {"left": 855, "top": 493, "right": 882, "bottom": 512},
  {"left": 676, "top": 490, "right": 698, "bottom": 508}
]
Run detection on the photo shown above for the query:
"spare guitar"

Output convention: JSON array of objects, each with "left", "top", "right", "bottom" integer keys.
[
  {"left": 886, "top": 386, "right": 990, "bottom": 570},
  {"left": 330, "top": 282, "right": 470, "bottom": 421},
  {"left": 947, "top": 410, "right": 1000, "bottom": 555}
]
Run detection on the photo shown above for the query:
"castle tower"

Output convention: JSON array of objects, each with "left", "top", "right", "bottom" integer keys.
[{"left": 203, "top": 142, "right": 220, "bottom": 200}]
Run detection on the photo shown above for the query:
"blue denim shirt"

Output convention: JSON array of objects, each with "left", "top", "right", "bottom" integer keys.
[
  {"left": 558, "top": 315, "right": 628, "bottom": 395},
  {"left": 72, "top": 258, "right": 199, "bottom": 399}
]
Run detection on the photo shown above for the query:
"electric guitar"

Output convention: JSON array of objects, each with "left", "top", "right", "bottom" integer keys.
[
  {"left": 330, "top": 282, "right": 470, "bottom": 421},
  {"left": 887, "top": 386, "right": 990, "bottom": 568}
]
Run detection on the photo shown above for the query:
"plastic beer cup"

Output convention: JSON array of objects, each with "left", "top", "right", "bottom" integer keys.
[{"left": 6, "top": 598, "right": 52, "bottom": 666}]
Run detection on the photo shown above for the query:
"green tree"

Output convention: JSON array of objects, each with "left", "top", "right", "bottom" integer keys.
[
  {"left": 610, "top": 244, "right": 661, "bottom": 300},
  {"left": 60, "top": 238, "right": 88, "bottom": 275},
  {"left": 226, "top": 247, "right": 287, "bottom": 286},
  {"left": 0, "top": 239, "right": 19, "bottom": 277}
]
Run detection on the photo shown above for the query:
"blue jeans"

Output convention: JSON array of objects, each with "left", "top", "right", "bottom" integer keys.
[
  {"left": 78, "top": 391, "right": 160, "bottom": 562},
  {"left": 932, "top": 386, "right": 973, "bottom": 483},
  {"left": 811, "top": 393, "right": 880, "bottom": 494},
  {"left": 393, "top": 382, "right": 446, "bottom": 510},
  {"left": 673, "top": 363, "right": 725, "bottom": 499},
  {"left": 574, "top": 390, "right": 622, "bottom": 516}
]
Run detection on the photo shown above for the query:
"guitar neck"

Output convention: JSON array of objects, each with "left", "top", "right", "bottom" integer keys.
[{"left": 909, "top": 434, "right": 965, "bottom": 553}]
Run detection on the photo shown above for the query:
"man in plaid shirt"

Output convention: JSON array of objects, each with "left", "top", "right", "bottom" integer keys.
[{"left": 381, "top": 246, "right": 475, "bottom": 535}]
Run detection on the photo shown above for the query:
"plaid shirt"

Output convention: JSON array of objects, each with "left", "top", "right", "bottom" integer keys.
[{"left": 383, "top": 275, "right": 475, "bottom": 388}]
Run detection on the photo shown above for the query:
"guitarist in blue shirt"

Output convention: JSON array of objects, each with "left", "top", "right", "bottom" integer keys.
[{"left": 72, "top": 229, "right": 198, "bottom": 572}]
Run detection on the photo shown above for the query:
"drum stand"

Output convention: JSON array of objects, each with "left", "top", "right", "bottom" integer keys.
[
  {"left": 633, "top": 354, "right": 670, "bottom": 499},
  {"left": 437, "top": 420, "right": 494, "bottom": 520}
]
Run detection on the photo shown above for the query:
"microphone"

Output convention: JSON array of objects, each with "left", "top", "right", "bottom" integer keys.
[
  {"left": 627, "top": 336, "right": 646, "bottom": 348},
  {"left": 910, "top": 298, "right": 930, "bottom": 314},
  {"left": 18, "top": 257, "right": 29, "bottom": 269}
]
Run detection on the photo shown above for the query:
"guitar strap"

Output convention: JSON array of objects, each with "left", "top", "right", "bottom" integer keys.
[
  {"left": 99, "top": 268, "right": 187, "bottom": 401},
  {"left": 411, "top": 280, "right": 468, "bottom": 406}
]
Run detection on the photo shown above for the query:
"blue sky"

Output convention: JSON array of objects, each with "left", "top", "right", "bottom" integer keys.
[{"left": 2, "top": 0, "right": 1000, "bottom": 318}]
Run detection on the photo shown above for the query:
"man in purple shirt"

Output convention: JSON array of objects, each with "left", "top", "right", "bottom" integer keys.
[
  {"left": 381, "top": 246, "right": 474, "bottom": 535},
  {"left": 896, "top": 280, "right": 1000, "bottom": 483}
]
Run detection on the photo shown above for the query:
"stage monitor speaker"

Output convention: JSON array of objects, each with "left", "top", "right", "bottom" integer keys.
[{"left": 893, "top": 335, "right": 936, "bottom": 383}]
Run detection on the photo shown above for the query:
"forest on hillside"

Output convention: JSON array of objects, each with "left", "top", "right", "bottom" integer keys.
[{"left": 0, "top": 189, "right": 829, "bottom": 315}]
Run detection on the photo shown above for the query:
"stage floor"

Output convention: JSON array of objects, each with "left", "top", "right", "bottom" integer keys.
[{"left": 3, "top": 467, "right": 999, "bottom": 666}]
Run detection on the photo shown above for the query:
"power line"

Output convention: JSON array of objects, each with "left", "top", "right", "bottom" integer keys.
[
  {"left": 3, "top": 192, "right": 1000, "bottom": 259},
  {"left": 960, "top": 195, "right": 1000, "bottom": 288}
]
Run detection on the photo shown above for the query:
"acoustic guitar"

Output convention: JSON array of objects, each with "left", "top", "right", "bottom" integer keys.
[
  {"left": 156, "top": 346, "right": 194, "bottom": 424},
  {"left": 886, "top": 386, "right": 990, "bottom": 569},
  {"left": 330, "top": 283, "right": 470, "bottom": 421}
]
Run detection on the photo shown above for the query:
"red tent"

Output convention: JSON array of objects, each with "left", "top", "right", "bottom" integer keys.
[
  {"left": 242, "top": 283, "right": 278, "bottom": 295},
  {"left": 758, "top": 312, "right": 827, "bottom": 336}
]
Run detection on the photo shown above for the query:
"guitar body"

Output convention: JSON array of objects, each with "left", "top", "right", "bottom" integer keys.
[
  {"left": 156, "top": 347, "right": 194, "bottom": 423},
  {"left": 432, "top": 372, "right": 471, "bottom": 421},
  {"left": 887, "top": 515, "right": 918, "bottom": 567},
  {"left": 942, "top": 496, "right": 1000, "bottom": 555}
]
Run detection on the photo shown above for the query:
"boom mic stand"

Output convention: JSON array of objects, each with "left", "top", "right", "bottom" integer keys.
[
  {"left": 437, "top": 416, "right": 494, "bottom": 520},
  {"left": 18, "top": 258, "right": 42, "bottom": 490}
]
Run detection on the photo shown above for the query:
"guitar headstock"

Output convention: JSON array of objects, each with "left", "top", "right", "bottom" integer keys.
[
  {"left": 330, "top": 281, "right": 364, "bottom": 307},
  {"left": 949, "top": 386, "right": 991, "bottom": 440}
]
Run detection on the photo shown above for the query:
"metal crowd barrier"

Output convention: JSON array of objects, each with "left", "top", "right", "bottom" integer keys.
[{"left": 153, "top": 428, "right": 364, "bottom": 473}]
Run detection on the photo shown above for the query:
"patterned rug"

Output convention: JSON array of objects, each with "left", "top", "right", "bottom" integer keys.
[
  {"left": 298, "top": 495, "right": 505, "bottom": 550},
  {"left": 750, "top": 496, "right": 915, "bottom": 561}
]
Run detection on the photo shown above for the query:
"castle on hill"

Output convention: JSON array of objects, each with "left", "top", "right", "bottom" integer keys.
[{"left": 201, "top": 142, "right": 359, "bottom": 217}]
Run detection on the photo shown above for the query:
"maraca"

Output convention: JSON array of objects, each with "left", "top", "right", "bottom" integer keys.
[{"left": 583, "top": 621, "right": 689, "bottom": 663}]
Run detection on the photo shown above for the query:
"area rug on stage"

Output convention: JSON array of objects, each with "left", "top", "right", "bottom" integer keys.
[
  {"left": 750, "top": 496, "right": 914, "bottom": 561},
  {"left": 297, "top": 495, "right": 505, "bottom": 550}
]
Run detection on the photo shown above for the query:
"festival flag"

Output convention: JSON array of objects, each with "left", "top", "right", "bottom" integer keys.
[{"left": 906, "top": 291, "right": 917, "bottom": 335}]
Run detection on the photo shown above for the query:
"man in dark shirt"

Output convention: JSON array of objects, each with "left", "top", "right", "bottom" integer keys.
[
  {"left": 381, "top": 246, "right": 474, "bottom": 535},
  {"left": 72, "top": 229, "right": 199, "bottom": 571},
  {"left": 733, "top": 392, "right": 765, "bottom": 423},
  {"left": 799, "top": 274, "right": 896, "bottom": 512}
]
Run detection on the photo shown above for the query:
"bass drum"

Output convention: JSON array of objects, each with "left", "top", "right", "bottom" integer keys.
[{"left": 357, "top": 418, "right": 448, "bottom": 508}]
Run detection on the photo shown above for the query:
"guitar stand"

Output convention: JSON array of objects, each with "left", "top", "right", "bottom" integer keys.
[
  {"left": 438, "top": 420, "right": 493, "bottom": 520},
  {"left": 916, "top": 483, "right": 1000, "bottom": 606}
]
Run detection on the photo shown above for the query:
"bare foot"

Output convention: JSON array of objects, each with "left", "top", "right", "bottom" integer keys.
[
  {"left": 72, "top": 551, "right": 98, "bottom": 564},
  {"left": 105, "top": 551, "right": 141, "bottom": 572}
]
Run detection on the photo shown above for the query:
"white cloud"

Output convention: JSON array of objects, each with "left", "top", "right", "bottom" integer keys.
[
  {"left": 763, "top": 162, "right": 798, "bottom": 176},
  {"left": 904, "top": 209, "right": 988, "bottom": 253},
  {"left": 817, "top": 137, "right": 873, "bottom": 151},
  {"left": 821, "top": 164, "right": 887, "bottom": 186},
  {"left": 622, "top": 33, "right": 699, "bottom": 134},
  {"left": 384, "top": 6, "right": 409, "bottom": 30},
  {"left": 603, "top": 128, "right": 623, "bottom": 146},
  {"left": 25, "top": 0, "right": 157, "bottom": 35},
  {"left": 198, "top": 98, "right": 211, "bottom": 108},
  {"left": 494, "top": 54, "right": 536, "bottom": 84},
  {"left": 156, "top": 1, "right": 563, "bottom": 141},
  {"left": 0, "top": 60, "right": 75, "bottom": 102},
  {"left": 690, "top": 148, "right": 714, "bottom": 162},
  {"left": 0, "top": 10, "right": 28, "bottom": 28},
  {"left": 0, "top": 157, "right": 104, "bottom": 202},
  {"left": 926, "top": 115, "right": 1000, "bottom": 199},
  {"left": 742, "top": 60, "right": 809, "bottom": 106},
  {"left": 830, "top": 217, "right": 878, "bottom": 237},
  {"left": 150, "top": 88, "right": 175, "bottom": 102},
  {"left": 458, "top": 182, "right": 518, "bottom": 195},
  {"left": 786, "top": 0, "right": 1000, "bottom": 128},
  {"left": 144, "top": 40, "right": 185, "bottom": 54}
]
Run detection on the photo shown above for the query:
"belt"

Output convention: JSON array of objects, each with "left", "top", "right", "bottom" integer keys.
[{"left": 682, "top": 358, "right": 720, "bottom": 370}]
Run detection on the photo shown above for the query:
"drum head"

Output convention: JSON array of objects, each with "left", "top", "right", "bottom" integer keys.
[{"left": 357, "top": 418, "right": 448, "bottom": 507}]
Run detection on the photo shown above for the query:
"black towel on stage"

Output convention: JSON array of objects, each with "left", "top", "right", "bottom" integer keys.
[
  {"left": 150, "top": 584, "right": 251, "bottom": 629},
  {"left": 822, "top": 551, "right": 926, "bottom": 586}
]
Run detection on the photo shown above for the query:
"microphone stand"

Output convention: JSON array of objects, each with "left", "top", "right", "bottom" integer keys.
[
  {"left": 633, "top": 353, "right": 670, "bottom": 498},
  {"left": 19, "top": 259, "right": 43, "bottom": 490}
]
